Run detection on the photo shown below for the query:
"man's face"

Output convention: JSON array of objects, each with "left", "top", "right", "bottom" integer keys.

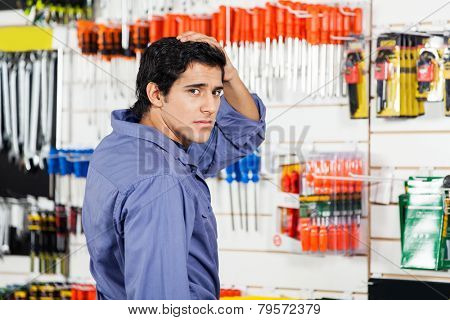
[{"left": 160, "top": 62, "right": 223, "bottom": 145}]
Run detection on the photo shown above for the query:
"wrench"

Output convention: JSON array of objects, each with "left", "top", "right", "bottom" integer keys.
[
  {"left": 0, "top": 59, "right": 3, "bottom": 150},
  {"left": 8, "top": 59, "right": 20, "bottom": 163},
  {"left": 18, "top": 54, "right": 26, "bottom": 147},
  {"left": 40, "top": 51, "right": 57, "bottom": 169},
  {"left": 28, "top": 55, "right": 41, "bottom": 171},
  {"left": 1, "top": 57, "right": 12, "bottom": 149},
  {"left": 23, "top": 60, "right": 32, "bottom": 170}
]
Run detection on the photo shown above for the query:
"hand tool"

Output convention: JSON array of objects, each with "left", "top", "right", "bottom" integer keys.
[
  {"left": 280, "top": 1, "right": 293, "bottom": 90},
  {"left": 300, "top": 217, "right": 311, "bottom": 252},
  {"left": 22, "top": 60, "right": 32, "bottom": 169},
  {"left": 292, "top": 2, "right": 301, "bottom": 92},
  {"left": 233, "top": 8, "right": 243, "bottom": 80},
  {"left": 341, "top": 8, "right": 352, "bottom": 97},
  {"left": 28, "top": 55, "right": 42, "bottom": 170},
  {"left": 253, "top": 153, "right": 261, "bottom": 231},
  {"left": 251, "top": 7, "right": 264, "bottom": 94},
  {"left": 327, "top": 7, "right": 337, "bottom": 97},
  {"left": 239, "top": 156, "right": 250, "bottom": 232},
  {"left": 28, "top": 210, "right": 41, "bottom": 273},
  {"left": 263, "top": 3, "right": 275, "bottom": 99},
  {"left": 319, "top": 6, "right": 330, "bottom": 98},
  {"left": 319, "top": 217, "right": 328, "bottom": 253},
  {"left": 217, "top": 5, "right": 226, "bottom": 47},
  {"left": 225, "top": 165, "right": 236, "bottom": 231},
  {"left": 8, "top": 60, "right": 21, "bottom": 163},
  {"left": 237, "top": 8, "right": 247, "bottom": 86},
  {"left": 1, "top": 56, "right": 12, "bottom": 149},
  {"left": 234, "top": 161, "right": 243, "bottom": 230},
  {"left": 55, "top": 204, "right": 69, "bottom": 277},
  {"left": 17, "top": 55, "right": 26, "bottom": 149},
  {"left": 275, "top": 4, "right": 285, "bottom": 80},
  {"left": 310, "top": 214, "right": 319, "bottom": 253},
  {"left": 345, "top": 51, "right": 360, "bottom": 117},
  {"left": 328, "top": 203, "right": 337, "bottom": 252},
  {"left": 0, "top": 58, "right": 3, "bottom": 151},
  {"left": 69, "top": 206, "right": 79, "bottom": 235},
  {"left": 334, "top": 9, "right": 343, "bottom": 97},
  {"left": 40, "top": 52, "right": 48, "bottom": 146},
  {"left": 299, "top": 3, "right": 308, "bottom": 94},
  {"left": 444, "top": 41, "right": 450, "bottom": 116},
  {"left": 243, "top": 9, "right": 252, "bottom": 89},
  {"left": 308, "top": 5, "right": 319, "bottom": 97},
  {"left": 40, "top": 51, "right": 57, "bottom": 170}
]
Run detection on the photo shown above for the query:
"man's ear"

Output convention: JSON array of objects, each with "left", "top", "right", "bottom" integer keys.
[{"left": 146, "top": 82, "right": 163, "bottom": 108}]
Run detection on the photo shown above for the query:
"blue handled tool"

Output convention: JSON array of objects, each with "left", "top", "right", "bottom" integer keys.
[
  {"left": 239, "top": 156, "right": 250, "bottom": 232},
  {"left": 225, "top": 165, "right": 235, "bottom": 231},
  {"left": 233, "top": 161, "right": 243, "bottom": 230},
  {"left": 248, "top": 153, "right": 261, "bottom": 231}
]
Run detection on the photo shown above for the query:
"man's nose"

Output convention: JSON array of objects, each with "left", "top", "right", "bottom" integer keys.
[{"left": 200, "top": 94, "right": 217, "bottom": 114}]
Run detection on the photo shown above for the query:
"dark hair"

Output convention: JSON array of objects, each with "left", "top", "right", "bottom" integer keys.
[{"left": 130, "top": 37, "right": 226, "bottom": 120}]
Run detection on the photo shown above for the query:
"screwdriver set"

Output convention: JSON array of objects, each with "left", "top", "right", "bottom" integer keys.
[
  {"left": 0, "top": 281, "right": 96, "bottom": 300},
  {"left": 225, "top": 152, "right": 261, "bottom": 232},
  {"left": 278, "top": 153, "right": 365, "bottom": 255},
  {"left": 46, "top": 148, "right": 93, "bottom": 178},
  {"left": 75, "top": 1, "right": 365, "bottom": 102},
  {"left": 375, "top": 32, "right": 449, "bottom": 118}
]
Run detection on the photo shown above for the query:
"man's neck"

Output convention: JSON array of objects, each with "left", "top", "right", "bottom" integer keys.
[{"left": 139, "top": 108, "right": 189, "bottom": 148}]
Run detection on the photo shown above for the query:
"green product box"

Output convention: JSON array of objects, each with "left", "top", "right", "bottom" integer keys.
[{"left": 399, "top": 177, "right": 450, "bottom": 271}]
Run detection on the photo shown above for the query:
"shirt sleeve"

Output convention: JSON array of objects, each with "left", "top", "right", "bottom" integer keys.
[
  {"left": 187, "top": 93, "right": 266, "bottom": 178},
  {"left": 121, "top": 175, "right": 192, "bottom": 299}
]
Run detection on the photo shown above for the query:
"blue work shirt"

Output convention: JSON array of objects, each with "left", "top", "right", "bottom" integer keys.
[{"left": 82, "top": 94, "right": 266, "bottom": 300}]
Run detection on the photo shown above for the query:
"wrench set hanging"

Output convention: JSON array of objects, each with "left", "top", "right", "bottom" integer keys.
[
  {"left": 375, "top": 32, "right": 449, "bottom": 118},
  {"left": 0, "top": 51, "right": 57, "bottom": 171}
]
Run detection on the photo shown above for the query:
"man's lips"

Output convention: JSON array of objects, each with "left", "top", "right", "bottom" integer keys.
[{"left": 193, "top": 120, "right": 213, "bottom": 127}]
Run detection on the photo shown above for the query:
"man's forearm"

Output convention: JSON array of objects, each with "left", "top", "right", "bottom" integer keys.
[{"left": 223, "top": 70, "right": 260, "bottom": 121}]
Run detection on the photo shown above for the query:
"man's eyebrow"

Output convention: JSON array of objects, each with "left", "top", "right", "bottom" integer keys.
[
  {"left": 183, "top": 83, "right": 224, "bottom": 91},
  {"left": 183, "top": 83, "right": 208, "bottom": 88}
]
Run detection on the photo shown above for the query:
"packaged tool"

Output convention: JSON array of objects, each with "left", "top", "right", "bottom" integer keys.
[
  {"left": 375, "top": 34, "right": 399, "bottom": 117},
  {"left": 344, "top": 39, "right": 368, "bottom": 119},
  {"left": 442, "top": 36, "right": 450, "bottom": 115},
  {"left": 375, "top": 33, "right": 430, "bottom": 118},
  {"left": 399, "top": 176, "right": 450, "bottom": 271},
  {"left": 416, "top": 35, "right": 445, "bottom": 103},
  {"left": 278, "top": 152, "right": 365, "bottom": 256}
]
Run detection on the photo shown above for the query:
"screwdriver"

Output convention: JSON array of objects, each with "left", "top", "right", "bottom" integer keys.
[
  {"left": 327, "top": 7, "right": 337, "bottom": 96},
  {"left": 248, "top": 153, "right": 261, "bottom": 231},
  {"left": 300, "top": 217, "right": 311, "bottom": 252},
  {"left": 239, "top": 156, "right": 250, "bottom": 232},
  {"left": 319, "top": 217, "right": 328, "bottom": 253},
  {"left": 310, "top": 215, "right": 319, "bottom": 253},
  {"left": 225, "top": 165, "right": 235, "bottom": 231},
  {"left": 234, "top": 161, "right": 243, "bottom": 230},
  {"left": 319, "top": 6, "right": 330, "bottom": 97},
  {"left": 292, "top": 1, "right": 301, "bottom": 91}
]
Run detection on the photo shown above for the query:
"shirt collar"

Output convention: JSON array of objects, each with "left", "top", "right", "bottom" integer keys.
[{"left": 111, "top": 109, "right": 191, "bottom": 166}]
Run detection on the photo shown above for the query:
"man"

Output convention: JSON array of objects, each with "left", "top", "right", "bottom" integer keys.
[{"left": 82, "top": 32, "right": 266, "bottom": 300}]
